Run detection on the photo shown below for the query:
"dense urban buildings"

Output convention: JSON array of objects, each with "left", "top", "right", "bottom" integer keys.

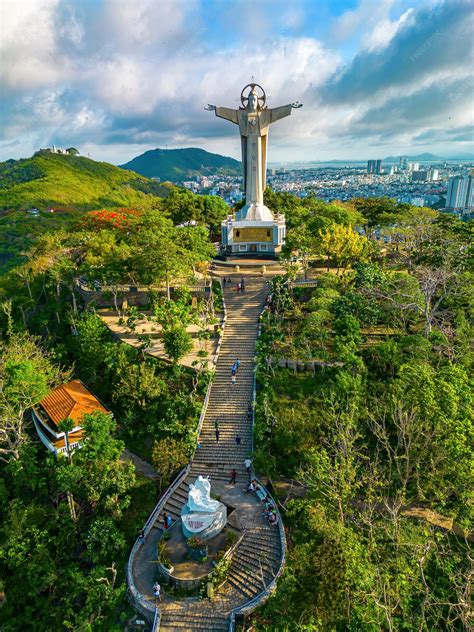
[{"left": 181, "top": 160, "right": 473, "bottom": 218}]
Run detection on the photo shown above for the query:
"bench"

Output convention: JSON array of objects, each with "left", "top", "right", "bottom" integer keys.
[{"left": 256, "top": 487, "right": 268, "bottom": 502}]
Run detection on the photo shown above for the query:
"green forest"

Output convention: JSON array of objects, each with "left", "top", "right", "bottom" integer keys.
[
  {"left": 0, "top": 175, "right": 472, "bottom": 630},
  {"left": 0, "top": 152, "right": 170, "bottom": 211},
  {"left": 252, "top": 197, "right": 473, "bottom": 630}
]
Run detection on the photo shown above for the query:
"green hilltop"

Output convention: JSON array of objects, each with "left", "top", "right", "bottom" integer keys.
[
  {"left": 0, "top": 151, "right": 170, "bottom": 211},
  {"left": 120, "top": 147, "right": 241, "bottom": 182}
]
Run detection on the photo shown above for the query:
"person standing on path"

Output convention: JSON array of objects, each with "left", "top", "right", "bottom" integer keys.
[
  {"left": 231, "top": 373, "right": 236, "bottom": 386},
  {"left": 235, "top": 435, "right": 241, "bottom": 445},
  {"left": 215, "top": 428, "right": 220, "bottom": 442},
  {"left": 245, "top": 457, "right": 252, "bottom": 477},
  {"left": 229, "top": 469, "right": 237, "bottom": 484},
  {"left": 153, "top": 582, "right": 161, "bottom": 602}
]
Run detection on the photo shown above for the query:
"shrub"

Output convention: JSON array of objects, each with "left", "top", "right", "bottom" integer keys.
[
  {"left": 85, "top": 517, "right": 125, "bottom": 564},
  {"left": 151, "top": 437, "right": 189, "bottom": 487},
  {"left": 163, "top": 326, "right": 193, "bottom": 363}
]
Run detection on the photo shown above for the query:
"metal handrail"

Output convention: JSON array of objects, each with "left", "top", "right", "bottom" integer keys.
[{"left": 151, "top": 607, "right": 160, "bottom": 631}]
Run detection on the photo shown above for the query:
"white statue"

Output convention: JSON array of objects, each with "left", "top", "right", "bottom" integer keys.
[
  {"left": 187, "top": 476, "right": 220, "bottom": 513},
  {"left": 205, "top": 83, "right": 302, "bottom": 222}
]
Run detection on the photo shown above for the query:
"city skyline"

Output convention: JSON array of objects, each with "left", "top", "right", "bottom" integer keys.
[{"left": 1, "top": 0, "right": 473, "bottom": 165}]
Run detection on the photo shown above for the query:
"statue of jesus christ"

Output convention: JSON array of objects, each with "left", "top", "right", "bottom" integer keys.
[{"left": 205, "top": 83, "right": 302, "bottom": 222}]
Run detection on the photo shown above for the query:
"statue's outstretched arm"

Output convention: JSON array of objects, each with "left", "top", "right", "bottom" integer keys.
[
  {"left": 269, "top": 104, "right": 293, "bottom": 123},
  {"left": 213, "top": 106, "right": 239, "bottom": 124}
]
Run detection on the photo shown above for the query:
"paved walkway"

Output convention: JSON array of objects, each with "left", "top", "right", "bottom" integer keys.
[
  {"left": 99, "top": 311, "right": 220, "bottom": 371},
  {"left": 129, "top": 277, "right": 285, "bottom": 631},
  {"left": 122, "top": 448, "right": 158, "bottom": 481}
]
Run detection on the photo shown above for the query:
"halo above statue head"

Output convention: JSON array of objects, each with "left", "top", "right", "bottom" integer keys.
[{"left": 241, "top": 83, "right": 266, "bottom": 109}]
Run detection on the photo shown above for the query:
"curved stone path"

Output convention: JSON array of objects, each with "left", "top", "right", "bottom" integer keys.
[{"left": 128, "top": 277, "right": 285, "bottom": 631}]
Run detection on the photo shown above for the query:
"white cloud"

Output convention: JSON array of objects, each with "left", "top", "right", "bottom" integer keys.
[
  {"left": 0, "top": 0, "right": 67, "bottom": 90},
  {"left": 363, "top": 8, "right": 414, "bottom": 51},
  {"left": 0, "top": 0, "right": 472, "bottom": 162},
  {"left": 331, "top": 0, "right": 396, "bottom": 44}
]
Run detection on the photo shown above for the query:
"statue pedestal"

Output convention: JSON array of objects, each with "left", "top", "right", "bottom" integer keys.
[
  {"left": 181, "top": 503, "right": 227, "bottom": 540},
  {"left": 221, "top": 213, "right": 286, "bottom": 256},
  {"left": 181, "top": 475, "right": 227, "bottom": 541}
]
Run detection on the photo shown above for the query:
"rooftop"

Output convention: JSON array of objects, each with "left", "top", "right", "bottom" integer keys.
[{"left": 38, "top": 379, "right": 109, "bottom": 428}]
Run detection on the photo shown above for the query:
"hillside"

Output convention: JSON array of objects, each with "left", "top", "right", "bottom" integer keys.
[
  {"left": 0, "top": 152, "right": 170, "bottom": 211},
  {"left": 120, "top": 147, "right": 241, "bottom": 182},
  {"left": 383, "top": 153, "right": 445, "bottom": 162}
]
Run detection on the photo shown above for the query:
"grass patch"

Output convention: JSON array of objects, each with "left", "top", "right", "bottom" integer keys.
[
  {"left": 122, "top": 473, "right": 157, "bottom": 543},
  {"left": 272, "top": 368, "right": 325, "bottom": 401}
]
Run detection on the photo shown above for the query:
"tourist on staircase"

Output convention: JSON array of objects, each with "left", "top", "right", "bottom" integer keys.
[{"left": 245, "top": 457, "right": 252, "bottom": 477}]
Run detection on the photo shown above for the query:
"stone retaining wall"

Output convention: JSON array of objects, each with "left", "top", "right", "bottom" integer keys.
[{"left": 75, "top": 281, "right": 211, "bottom": 308}]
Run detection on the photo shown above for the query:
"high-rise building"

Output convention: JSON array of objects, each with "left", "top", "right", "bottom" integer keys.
[
  {"left": 428, "top": 169, "right": 439, "bottom": 181},
  {"left": 408, "top": 162, "right": 420, "bottom": 172},
  {"left": 445, "top": 175, "right": 474, "bottom": 211},
  {"left": 367, "top": 159, "right": 382, "bottom": 174},
  {"left": 399, "top": 156, "right": 408, "bottom": 170}
]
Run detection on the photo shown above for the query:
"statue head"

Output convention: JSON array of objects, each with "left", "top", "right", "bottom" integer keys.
[{"left": 248, "top": 88, "right": 259, "bottom": 112}]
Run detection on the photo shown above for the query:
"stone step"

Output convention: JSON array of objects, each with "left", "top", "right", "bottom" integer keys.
[
  {"left": 238, "top": 541, "right": 281, "bottom": 565},
  {"left": 228, "top": 562, "right": 270, "bottom": 594},
  {"left": 159, "top": 614, "right": 229, "bottom": 632},
  {"left": 226, "top": 574, "right": 258, "bottom": 600},
  {"left": 238, "top": 543, "right": 281, "bottom": 569},
  {"left": 232, "top": 555, "right": 276, "bottom": 584}
]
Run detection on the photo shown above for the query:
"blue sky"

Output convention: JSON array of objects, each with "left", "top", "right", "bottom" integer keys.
[{"left": 0, "top": 0, "right": 473, "bottom": 163}]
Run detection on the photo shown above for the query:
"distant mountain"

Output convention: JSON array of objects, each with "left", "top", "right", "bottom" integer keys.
[
  {"left": 0, "top": 152, "right": 170, "bottom": 210},
  {"left": 383, "top": 153, "right": 446, "bottom": 163},
  {"left": 120, "top": 147, "right": 241, "bottom": 182}
]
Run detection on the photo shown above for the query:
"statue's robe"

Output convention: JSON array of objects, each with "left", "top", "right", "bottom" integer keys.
[{"left": 215, "top": 105, "right": 292, "bottom": 210}]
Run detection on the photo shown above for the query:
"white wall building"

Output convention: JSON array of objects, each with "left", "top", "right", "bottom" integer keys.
[{"left": 446, "top": 175, "right": 473, "bottom": 211}]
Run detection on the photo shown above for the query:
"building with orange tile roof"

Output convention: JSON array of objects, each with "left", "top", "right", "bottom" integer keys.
[{"left": 32, "top": 380, "right": 110, "bottom": 455}]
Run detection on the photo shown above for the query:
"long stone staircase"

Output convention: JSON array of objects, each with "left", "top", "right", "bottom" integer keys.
[{"left": 128, "top": 277, "right": 285, "bottom": 631}]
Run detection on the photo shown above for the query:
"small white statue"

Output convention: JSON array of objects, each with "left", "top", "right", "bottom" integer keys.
[{"left": 187, "top": 476, "right": 220, "bottom": 513}]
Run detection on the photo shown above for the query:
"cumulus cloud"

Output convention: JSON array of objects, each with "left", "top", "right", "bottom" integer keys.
[
  {"left": 322, "top": 0, "right": 473, "bottom": 104},
  {"left": 0, "top": 0, "right": 472, "bottom": 162},
  {"left": 0, "top": 0, "right": 67, "bottom": 91}
]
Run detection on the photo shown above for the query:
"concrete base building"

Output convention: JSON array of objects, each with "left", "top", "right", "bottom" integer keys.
[{"left": 221, "top": 205, "right": 286, "bottom": 255}]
